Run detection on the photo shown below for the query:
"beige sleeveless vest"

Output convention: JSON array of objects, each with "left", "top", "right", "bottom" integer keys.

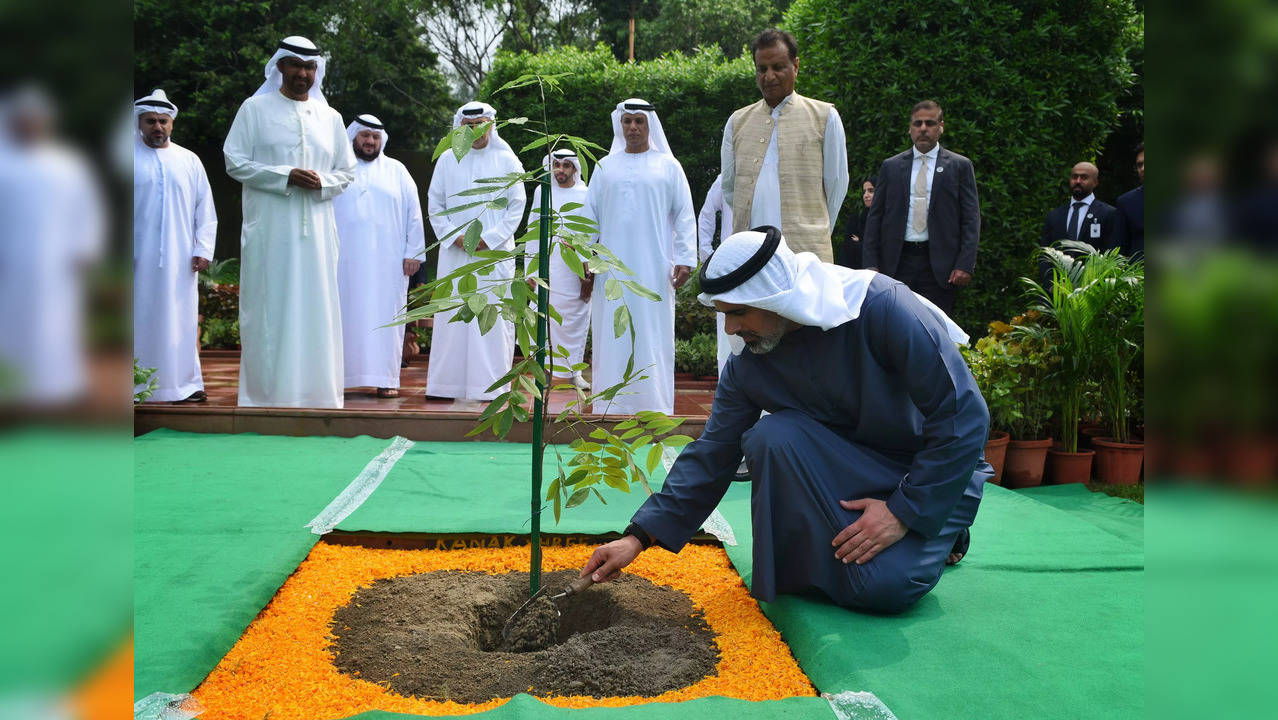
[{"left": 730, "top": 93, "right": 835, "bottom": 262}]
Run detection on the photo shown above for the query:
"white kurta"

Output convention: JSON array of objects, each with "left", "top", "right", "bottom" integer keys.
[
  {"left": 133, "top": 138, "right": 218, "bottom": 401},
  {"left": 335, "top": 155, "right": 425, "bottom": 389},
  {"left": 0, "top": 141, "right": 104, "bottom": 404},
  {"left": 223, "top": 91, "right": 355, "bottom": 408},
  {"left": 425, "top": 143, "right": 526, "bottom": 400},
  {"left": 530, "top": 180, "right": 591, "bottom": 378},
  {"left": 586, "top": 150, "right": 696, "bottom": 414},
  {"left": 696, "top": 175, "right": 743, "bottom": 371}
]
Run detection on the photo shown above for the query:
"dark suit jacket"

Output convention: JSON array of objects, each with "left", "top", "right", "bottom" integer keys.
[
  {"left": 1039, "top": 197, "right": 1127, "bottom": 283},
  {"left": 1116, "top": 186, "right": 1143, "bottom": 258},
  {"left": 863, "top": 147, "right": 981, "bottom": 286}
]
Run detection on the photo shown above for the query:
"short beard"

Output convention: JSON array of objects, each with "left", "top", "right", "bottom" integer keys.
[
  {"left": 745, "top": 329, "right": 786, "bottom": 355},
  {"left": 354, "top": 146, "right": 380, "bottom": 161},
  {"left": 143, "top": 134, "right": 169, "bottom": 148}
]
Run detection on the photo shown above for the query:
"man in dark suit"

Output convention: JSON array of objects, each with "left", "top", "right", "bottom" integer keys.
[
  {"left": 863, "top": 100, "right": 981, "bottom": 313},
  {"left": 1039, "top": 161, "right": 1127, "bottom": 283},
  {"left": 1116, "top": 143, "right": 1144, "bottom": 258}
]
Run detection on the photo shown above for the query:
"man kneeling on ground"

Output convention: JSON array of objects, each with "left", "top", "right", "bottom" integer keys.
[{"left": 580, "top": 227, "right": 991, "bottom": 613}]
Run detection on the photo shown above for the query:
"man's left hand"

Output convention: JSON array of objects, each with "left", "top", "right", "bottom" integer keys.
[
  {"left": 671, "top": 265, "right": 691, "bottom": 290},
  {"left": 948, "top": 269, "right": 972, "bottom": 287},
  {"left": 832, "top": 498, "right": 907, "bottom": 565},
  {"left": 402, "top": 259, "right": 421, "bottom": 277},
  {"left": 191, "top": 257, "right": 210, "bottom": 273}
]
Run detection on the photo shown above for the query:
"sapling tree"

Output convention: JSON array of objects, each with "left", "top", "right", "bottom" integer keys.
[{"left": 398, "top": 74, "right": 692, "bottom": 595}]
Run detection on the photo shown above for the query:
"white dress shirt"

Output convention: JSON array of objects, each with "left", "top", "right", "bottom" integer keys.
[{"left": 905, "top": 144, "right": 940, "bottom": 243}]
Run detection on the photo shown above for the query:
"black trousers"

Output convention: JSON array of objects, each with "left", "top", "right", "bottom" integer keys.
[{"left": 896, "top": 243, "right": 955, "bottom": 313}]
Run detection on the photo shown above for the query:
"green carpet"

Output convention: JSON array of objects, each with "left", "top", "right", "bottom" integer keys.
[
  {"left": 336, "top": 441, "right": 667, "bottom": 535},
  {"left": 2, "top": 429, "right": 131, "bottom": 694},
  {"left": 134, "top": 430, "right": 1144, "bottom": 718}
]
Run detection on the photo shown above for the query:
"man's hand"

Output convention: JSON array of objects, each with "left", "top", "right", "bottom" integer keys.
[
  {"left": 287, "top": 168, "right": 322, "bottom": 190},
  {"left": 947, "top": 269, "right": 972, "bottom": 287},
  {"left": 452, "top": 236, "right": 489, "bottom": 251},
  {"left": 832, "top": 498, "right": 907, "bottom": 565},
  {"left": 191, "top": 257, "right": 210, "bottom": 273},
  {"left": 402, "top": 259, "right": 421, "bottom": 277},
  {"left": 671, "top": 264, "right": 691, "bottom": 290},
  {"left": 581, "top": 535, "right": 643, "bottom": 583},
  {"left": 580, "top": 272, "right": 595, "bottom": 301}
]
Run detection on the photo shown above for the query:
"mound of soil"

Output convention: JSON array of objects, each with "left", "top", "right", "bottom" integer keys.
[{"left": 330, "top": 569, "right": 720, "bottom": 702}]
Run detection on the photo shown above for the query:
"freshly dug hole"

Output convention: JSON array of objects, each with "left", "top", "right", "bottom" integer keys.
[{"left": 330, "top": 569, "right": 720, "bottom": 702}]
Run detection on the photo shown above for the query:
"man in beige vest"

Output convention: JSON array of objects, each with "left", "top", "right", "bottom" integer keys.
[{"left": 720, "top": 28, "right": 848, "bottom": 263}]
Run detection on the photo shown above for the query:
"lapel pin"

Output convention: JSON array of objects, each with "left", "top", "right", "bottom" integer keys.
[{"left": 936, "top": 166, "right": 945, "bottom": 173}]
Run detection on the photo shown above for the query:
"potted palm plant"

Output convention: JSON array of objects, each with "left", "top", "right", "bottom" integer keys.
[
  {"left": 1091, "top": 254, "right": 1145, "bottom": 484},
  {"left": 1018, "top": 241, "right": 1133, "bottom": 484}
]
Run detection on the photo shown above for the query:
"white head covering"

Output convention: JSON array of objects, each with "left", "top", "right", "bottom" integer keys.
[
  {"left": 609, "top": 98, "right": 671, "bottom": 156},
  {"left": 452, "top": 100, "right": 515, "bottom": 155},
  {"left": 133, "top": 89, "right": 177, "bottom": 120},
  {"left": 253, "top": 36, "right": 327, "bottom": 105},
  {"left": 699, "top": 228, "right": 969, "bottom": 344},
  {"left": 543, "top": 148, "right": 582, "bottom": 187},
  {"left": 346, "top": 113, "right": 388, "bottom": 156}
]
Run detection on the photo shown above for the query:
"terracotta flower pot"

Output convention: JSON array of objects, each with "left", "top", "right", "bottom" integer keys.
[
  {"left": 1079, "top": 425, "right": 1108, "bottom": 451},
  {"left": 984, "top": 431, "right": 1010, "bottom": 485},
  {"left": 1047, "top": 446, "right": 1095, "bottom": 484},
  {"left": 1092, "top": 437, "right": 1144, "bottom": 485},
  {"left": 1002, "top": 438, "right": 1052, "bottom": 489}
]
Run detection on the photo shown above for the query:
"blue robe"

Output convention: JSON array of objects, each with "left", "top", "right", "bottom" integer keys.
[{"left": 632, "top": 274, "right": 991, "bottom": 613}]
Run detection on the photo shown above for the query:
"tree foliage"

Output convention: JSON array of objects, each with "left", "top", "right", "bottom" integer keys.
[
  {"left": 591, "top": 0, "right": 782, "bottom": 61},
  {"left": 786, "top": 0, "right": 1141, "bottom": 337},
  {"left": 134, "top": 0, "right": 454, "bottom": 152}
]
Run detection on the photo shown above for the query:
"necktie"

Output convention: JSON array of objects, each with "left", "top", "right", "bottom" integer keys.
[
  {"left": 1066, "top": 201, "right": 1085, "bottom": 242},
  {"left": 912, "top": 156, "right": 929, "bottom": 233}
]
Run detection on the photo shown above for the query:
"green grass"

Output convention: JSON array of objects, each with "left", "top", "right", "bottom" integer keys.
[{"left": 1088, "top": 481, "right": 1144, "bottom": 503}]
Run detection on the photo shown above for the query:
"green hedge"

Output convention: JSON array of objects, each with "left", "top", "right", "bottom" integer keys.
[
  {"left": 477, "top": 43, "right": 754, "bottom": 205},
  {"left": 786, "top": 0, "right": 1141, "bottom": 336}
]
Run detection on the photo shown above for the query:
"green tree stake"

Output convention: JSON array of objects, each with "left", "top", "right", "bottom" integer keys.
[{"left": 530, "top": 166, "right": 552, "bottom": 596}]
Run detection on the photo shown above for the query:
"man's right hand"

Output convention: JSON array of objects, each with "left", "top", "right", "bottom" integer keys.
[
  {"left": 580, "top": 535, "right": 642, "bottom": 583},
  {"left": 287, "top": 168, "right": 322, "bottom": 190}
]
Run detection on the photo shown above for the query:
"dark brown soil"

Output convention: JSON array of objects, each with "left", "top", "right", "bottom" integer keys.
[{"left": 329, "top": 569, "right": 720, "bottom": 702}]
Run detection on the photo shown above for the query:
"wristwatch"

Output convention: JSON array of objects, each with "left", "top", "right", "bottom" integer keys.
[{"left": 623, "top": 522, "right": 653, "bottom": 550}]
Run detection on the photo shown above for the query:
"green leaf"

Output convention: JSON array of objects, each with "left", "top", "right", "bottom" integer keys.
[
  {"left": 663, "top": 434, "right": 695, "bottom": 448},
  {"left": 478, "top": 304, "right": 499, "bottom": 334},
  {"left": 589, "top": 427, "right": 609, "bottom": 440},
  {"left": 496, "top": 409, "right": 514, "bottom": 438},
  {"left": 553, "top": 490, "right": 562, "bottom": 523},
  {"left": 602, "top": 473, "right": 630, "bottom": 492},
  {"left": 619, "top": 280, "right": 663, "bottom": 302},
  {"left": 546, "top": 475, "right": 561, "bottom": 501},
  {"left": 463, "top": 222, "right": 483, "bottom": 254},
  {"left": 605, "top": 277, "right": 622, "bottom": 301},
  {"left": 620, "top": 427, "right": 644, "bottom": 440},
  {"left": 432, "top": 131, "right": 453, "bottom": 161},
  {"left": 613, "top": 305, "right": 630, "bottom": 339},
  {"left": 466, "top": 293, "right": 486, "bottom": 316},
  {"left": 458, "top": 273, "right": 477, "bottom": 294},
  {"left": 450, "top": 128, "right": 471, "bottom": 161},
  {"left": 559, "top": 242, "right": 585, "bottom": 278},
  {"left": 646, "top": 444, "right": 663, "bottom": 473},
  {"left": 565, "top": 487, "right": 590, "bottom": 508}
]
